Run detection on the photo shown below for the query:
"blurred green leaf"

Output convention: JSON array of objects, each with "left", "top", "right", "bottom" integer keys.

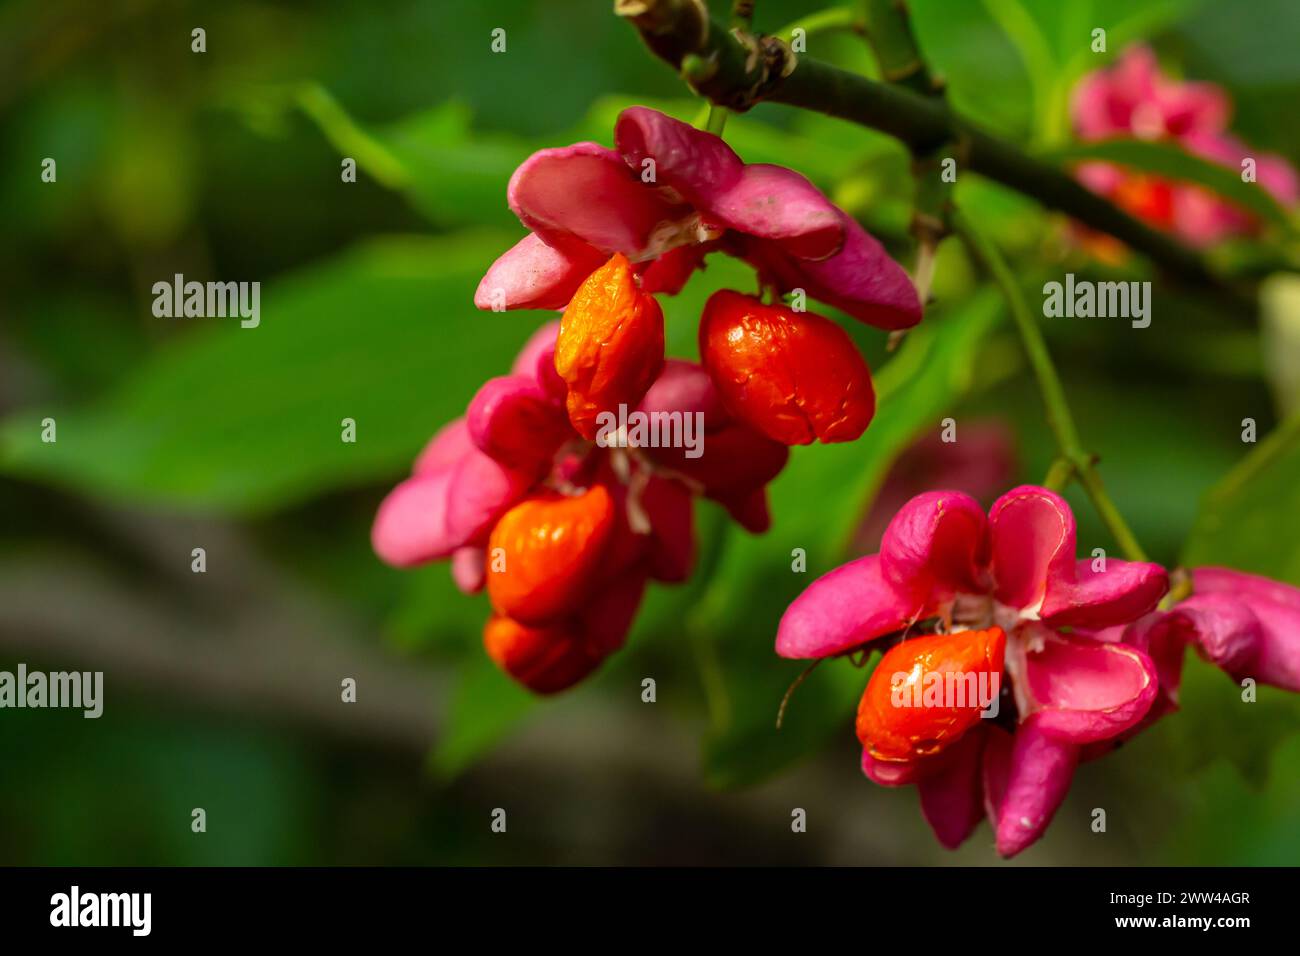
[
  {"left": 1155, "top": 730, "right": 1300, "bottom": 864},
  {"left": 912, "top": 0, "right": 1202, "bottom": 140},
  {"left": 909, "top": 0, "right": 1035, "bottom": 136},
  {"left": 1177, "top": 0, "right": 1300, "bottom": 88},
  {"left": 1181, "top": 411, "right": 1300, "bottom": 585},
  {"left": 1043, "top": 139, "right": 1294, "bottom": 229},
  {"left": 703, "top": 655, "right": 867, "bottom": 791},
  {"left": 1261, "top": 273, "right": 1300, "bottom": 414},
  {"left": 386, "top": 563, "right": 490, "bottom": 655},
  {"left": 0, "top": 709, "right": 313, "bottom": 865},
  {"left": 295, "top": 85, "right": 529, "bottom": 228},
  {"left": 0, "top": 231, "right": 542, "bottom": 513},
  {"left": 981, "top": 0, "right": 1059, "bottom": 143},
  {"left": 961, "top": 0, "right": 1206, "bottom": 143},
  {"left": 429, "top": 655, "right": 536, "bottom": 782},
  {"left": 1157, "top": 654, "right": 1300, "bottom": 784}
]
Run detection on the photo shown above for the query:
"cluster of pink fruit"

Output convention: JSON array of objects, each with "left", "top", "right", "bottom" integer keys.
[{"left": 371, "top": 49, "right": 1300, "bottom": 856}]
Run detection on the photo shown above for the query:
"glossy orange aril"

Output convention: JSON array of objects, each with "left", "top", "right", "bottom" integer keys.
[
  {"left": 556, "top": 253, "right": 665, "bottom": 439},
  {"left": 856, "top": 626, "right": 1006, "bottom": 762},
  {"left": 699, "top": 290, "right": 875, "bottom": 445},
  {"left": 486, "top": 484, "right": 615, "bottom": 625},
  {"left": 482, "top": 615, "right": 602, "bottom": 695}
]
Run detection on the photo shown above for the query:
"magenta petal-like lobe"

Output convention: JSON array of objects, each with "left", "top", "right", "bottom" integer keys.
[
  {"left": 861, "top": 748, "right": 926, "bottom": 787},
  {"left": 508, "top": 142, "right": 678, "bottom": 257},
  {"left": 708, "top": 163, "right": 843, "bottom": 260},
  {"left": 451, "top": 547, "right": 486, "bottom": 595},
  {"left": 637, "top": 244, "right": 708, "bottom": 295},
  {"left": 637, "top": 359, "right": 731, "bottom": 425},
  {"left": 474, "top": 233, "right": 605, "bottom": 311},
  {"left": 615, "top": 106, "right": 919, "bottom": 327},
  {"left": 372, "top": 468, "right": 458, "bottom": 567},
  {"left": 1071, "top": 46, "right": 1162, "bottom": 140},
  {"left": 614, "top": 106, "right": 745, "bottom": 210},
  {"left": 466, "top": 374, "right": 571, "bottom": 476},
  {"left": 989, "top": 485, "right": 1077, "bottom": 612},
  {"left": 776, "top": 554, "right": 919, "bottom": 659},
  {"left": 1189, "top": 567, "right": 1300, "bottom": 691},
  {"left": 1156, "top": 593, "right": 1258, "bottom": 677},
  {"left": 718, "top": 485, "right": 771, "bottom": 534},
  {"left": 917, "top": 728, "right": 986, "bottom": 850},
  {"left": 1042, "top": 558, "right": 1168, "bottom": 628},
  {"left": 641, "top": 475, "right": 696, "bottom": 583},
  {"left": 444, "top": 451, "right": 532, "bottom": 547},
  {"left": 413, "top": 418, "right": 473, "bottom": 475},
  {"left": 880, "top": 490, "right": 988, "bottom": 602},
  {"left": 1194, "top": 566, "right": 1300, "bottom": 609},
  {"left": 510, "top": 320, "right": 559, "bottom": 378},
  {"left": 1114, "top": 616, "right": 1187, "bottom": 726},
  {"left": 582, "top": 570, "right": 648, "bottom": 657},
  {"left": 753, "top": 213, "right": 922, "bottom": 330},
  {"left": 1021, "top": 631, "right": 1157, "bottom": 744},
  {"left": 509, "top": 320, "right": 566, "bottom": 402},
  {"left": 377, "top": 429, "right": 529, "bottom": 567},
  {"left": 1071, "top": 46, "right": 1229, "bottom": 142},
  {"left": 985, "top": 716, "right": 1079, "bottom": 858}
]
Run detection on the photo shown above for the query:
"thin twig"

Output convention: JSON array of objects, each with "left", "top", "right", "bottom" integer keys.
[{"left": 953, "top": 208, "right": 1150, "bottom": 563}]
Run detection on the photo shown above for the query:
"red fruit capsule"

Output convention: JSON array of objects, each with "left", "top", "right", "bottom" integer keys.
[
  {"left": 556, "top": 253, "right": 665, "bottom": 439},
  {"left": 856, "top": 627, "right": 1006, "bottom": 763},
  {"left": 699, "top": 290, "right": 875, "bottom": 445},
  {"left": 486, "top": 485, "right": 615, "bottom": 625}
]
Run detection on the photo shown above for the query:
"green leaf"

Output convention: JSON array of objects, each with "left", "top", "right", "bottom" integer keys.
[
  {"left": 977, "top": 0, "right": 1208, "bottom": 143},
  {"left": 1181, "top": 411, "right": 1300, "bottom": 585},
  {"left": 1042, "top": 139, "right": 1294, "bottom": 229},
  {"left": 0, "top": 231, "right": 541, "bottom": 513}
]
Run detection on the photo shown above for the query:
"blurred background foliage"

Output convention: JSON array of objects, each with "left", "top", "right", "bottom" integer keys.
[{"left": 1, "top": 0, "right": 1298, "bottom": 864}]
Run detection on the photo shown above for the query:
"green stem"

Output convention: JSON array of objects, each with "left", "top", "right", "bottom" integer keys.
[
  {"left": 1074, "top": 465, "right": 1149, "bottom": 564},
  {"left": 980, "top": 0, "right": 1055, "bottom": 144},
  {"left": 858, "top": 0, "right": 942, "bottom": 95},
  {"left": 1042, "top": 456, "right": 1075, "bottom": 492},
  {"left": 705, "top": 103, "right": 729, "bottom": 135},
  {"left": 952, "top": 208, "right": 1149, "bottom": 563}
]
